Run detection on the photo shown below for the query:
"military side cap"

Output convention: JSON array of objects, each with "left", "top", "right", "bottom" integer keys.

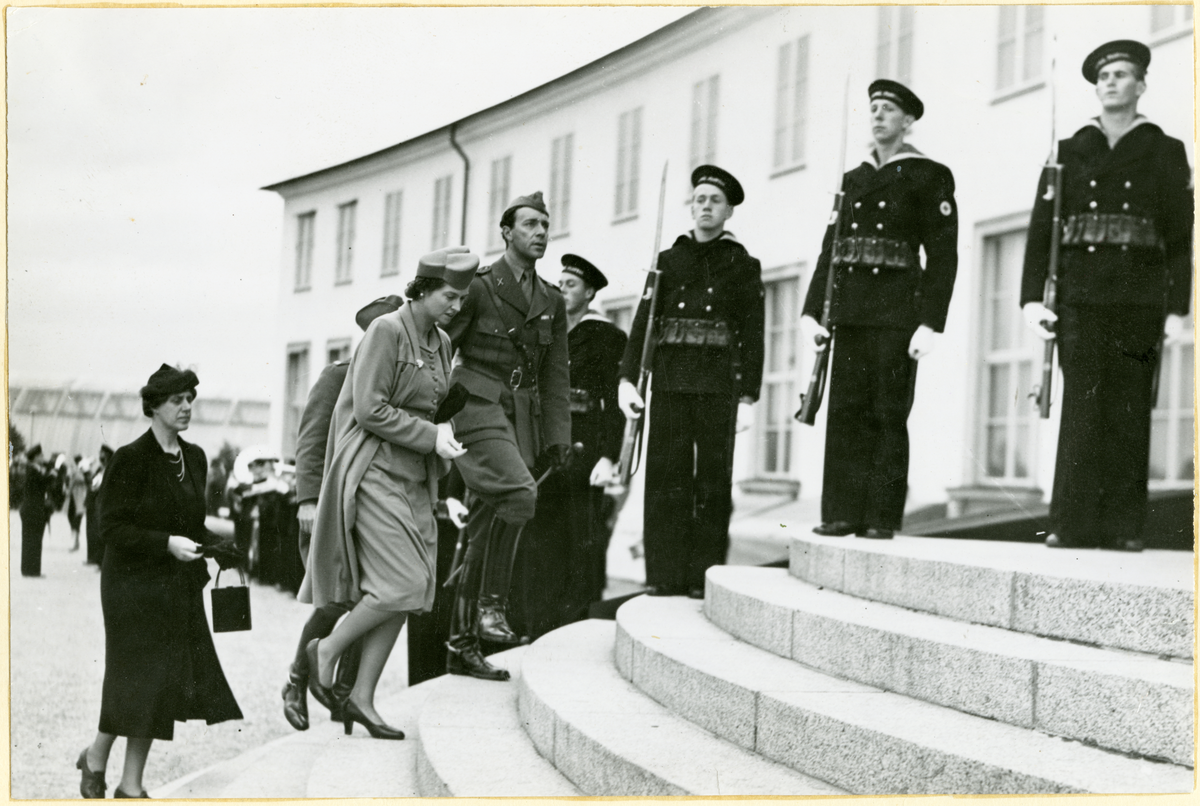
[
  {"left": 868, "top": 79, "right": 924, "bottom": 120},
  {"left": 691, "top": 164, "right": 745, "bottom": 206},
  {"left": 1082, "top": 39, "right": 1150, "bottom": 83},
  {"left": 355, "top": 295, "right": 404, "bottom": 331},
  {"left": 416, "top": 246, "right": 480, "bottom": 291},
  {"left": 503, "top": 190, "right": 548, "bottom": 220},
  {"left": 561, "top": 253, "right": 608, "bottom": 291}
]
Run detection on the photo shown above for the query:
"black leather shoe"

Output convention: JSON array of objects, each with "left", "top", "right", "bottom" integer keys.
[
  {"left": 304, "top": 639, "right": 337, "bottom": 714},
  {"left": 113, "top": 787, "right": 150, "bottom": 798},
  {"left": 645, "top": 585, "right": 686, "bottom": 597},
  {"left": 281, "top": 675, "right": 309, "bottom": 731},
  {"left": 686, "top": 587, "right": 705, "bottom": 600},
  {"left": 476, "top": 595, "right": 529, "bottom": 645},
  {"left": 446, "top": 641, "right": 510, "bottom": 681},
  {"left": 861, "top": 528, "right": 894, "bottom": 540},
  {"left": 342, "top": 699, "right": 405, "bottom": 740},
  {"left": 77, "top": 749, "right": 106, "bottom": 799},
  {"left": 812, "top": 521, "right": 863, "bottom": 537}
]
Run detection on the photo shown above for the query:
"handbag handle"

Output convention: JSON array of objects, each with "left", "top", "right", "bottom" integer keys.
[{"left": 214, "top": 567, "right": 247, "bottom": 588}]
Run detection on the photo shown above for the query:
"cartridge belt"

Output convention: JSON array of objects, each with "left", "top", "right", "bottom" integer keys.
[
  {"left": 1061, "top": 213, "right": 1162, "bottom": 249},
  {"left": 832, "top": 237, "right": 917, "bottom": 269},
  {"left": 568, "top": 388, "right": 595, "bottom": 414},
  {"left": 658, "top": 317, "right": 732, "bottom": 348}
]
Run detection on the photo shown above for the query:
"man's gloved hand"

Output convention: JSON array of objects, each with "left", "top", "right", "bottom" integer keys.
[
  {"left": 589, "top": 456, "right": 615, "bottom": 487},
  {"left": 735, "top": 400, "right": 755, "bottom": 433},
  {"left": 800, "top": 315, "right": 830, "bottom": 351},
  {"left": 907, "top": 325, "right": 938, "bottom": 360},
  {"left": 445, "top": 497, "right": 468, "bottom": 529},
  {"left": 1164, "top": 313, "right": 1187, "bottom": 339},
  {"left": 618, "top": 380, "right": 644, "bottom": 419},
  {"left": 1022, "top": 301, "right": 1057, "bottom": 341},
  {"left": 204, "top": 538, "right": 243, "bottom": 571}
]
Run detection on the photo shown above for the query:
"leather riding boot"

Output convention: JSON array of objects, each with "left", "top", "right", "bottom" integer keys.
[
  {"left": 330, "top": 638, "right": 363, "bottom": 722},
  {"left": 476, "top": 516, "right": 528, "bottom": 645},
  {"left": 446, "top": 555, "right": 509, "bottom": 681}
]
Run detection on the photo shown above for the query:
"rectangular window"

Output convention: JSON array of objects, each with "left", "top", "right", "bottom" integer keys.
[
  {"left": 432, "top": 175, "right": 452, "bottom": 250},
  {"left": 978, "top": 230, "right": 1038, "bottom": 483},
  {"left": 603, "top": 303, "right": 634, "bottom": 335},
  {"left": 1151, "top": 5, "right": 1194, "bottom": 38},
  {"left": 614, "top": 107, "right": 643, "bottom": 220},
  {"left": 549, "top": 134, "right": 574, "bottom": 236},
  {"left": 875, "top": 7, "right": 914, "bottom": 86},
  {"left": 283, "top": 344, "right": 310, "bottom": 460},
  {"left": 689, "top": 75, "right": 720, "bottom": 172},
  {"left": 1149, "top": 314, "right": 1195, "bottom": 486},
  {"left": 759, "top": 276, "right": 801, "bottom": 476},
  {"left": 294, "top": 211, "right": 315, "bottom": 291},
  {"left": 773, "top": 36, "right": 810, "bottom": 171},
  {"left": 996, "top": 6, "right": 1044, "bottom": 92},
  {"left": 487, "top": 156, "right": 512, "bottom": 253},
  {"left": 334, "top": 200, "right": 357, "bottom": 285},
  {"left": 381, "top": 191, "right": 402, "bottom": 277},
  {"left": 327, "top": 338, "right": 351, "bottom": 365}
]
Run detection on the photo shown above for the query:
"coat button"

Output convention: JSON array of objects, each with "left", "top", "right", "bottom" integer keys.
[
  {"left": 876, "top": 223, "right": 884, "bottom": 230},
  {"left": 878, "top": 201, "right": 886, "bottom": 209},
  {"left": 1087, "top": 245, "right": 1096, "bottom": 253},
  {"left": 1124, "top": 181, "right": 1132, "bottom": 189},
  {"left": 851, "top": 223, "right": 858, "bottom": 230},
  {"left": 707, "top": 287, "right": 713, "bottom": 294},
  {"left": 1089, "top": 180, "right": 1097, "bottom": 188},
  {"left": 1121, "top": 245, "right": 1129, "bottom": 252},
  {"left": 854, "top": 202, "right": 861, "bottom": 209},
  {"left": 1122, "top": 203, "right": 1130, "bottom": 211},
  {"left": 1089, "top": 201, "right": 1098, "bottom": 209},
  {"left": 848, "top": 266, "right": 855, "bottom": 273},
  {"left": 872, "top": 267, "right": 880, "bottom": 275},
  {"left": 705, "top": 305, "right": 712, "bottom": 312},
  {"left": 678, "top": 302, "right": 686, "bottom": 309}
]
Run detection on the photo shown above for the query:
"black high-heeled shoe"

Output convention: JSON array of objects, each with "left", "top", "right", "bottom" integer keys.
[
  {"left": 113, "top": 787, "right": 150, "bottom": 798},
  {"left": 304, "top": 638, "right": 337, "bottom": 714},
  {"left": 342, "top": 699, "right": 405, "bottom": 740},
  {"left": 77, "top": 748, "right": 106, "bottom": 799}
]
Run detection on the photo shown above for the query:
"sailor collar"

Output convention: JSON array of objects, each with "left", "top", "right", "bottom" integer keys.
[
  {"left": 1085, "top": 114, "right": 1152, "bottom": 146},
  {"left": 686, "top": 230, "right": 741, "bottom": 245},
  {"left": 868, "top": 143, "right": 929, "bottom": 170},
  {"left": 579, "top": 309, "right": 613, "bottom": 325}
]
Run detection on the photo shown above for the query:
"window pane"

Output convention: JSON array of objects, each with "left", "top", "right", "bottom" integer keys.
[
  {"left": 1149, "top": 415, "right": 1168, "bottom": 480},
  {"left": 1176, "top": 344, "right": 1193, "bottom": 410},
  {"left": 1022, "top": 6, "right": 1044, "bottom": 82},
  {"left": 774, "top": 42, "right": 791, "bottom": 168},
  {"left": 1013, "top": 423, "right": 1030, "bottom": 478},
  {"left": 986, "top": 425, "right": 1008, "bottom": 477},
  {"left": 1151, "top": 5, "right": 1175, "bottom": 32},
  {"left": 1175, "top": 417, "right": 1195, "bottom": 481},
  {"left": 989, "top": 364, "right": 1011, "bottom": 418},
  {"left": 792, "top": 37, "right": 808, "bottom": 164},
  {"left": 629, "top": 108, "right": 642, "bottom": 212},
  {"left": 876, "top": 7, "right": 892, "bottom": 78}
]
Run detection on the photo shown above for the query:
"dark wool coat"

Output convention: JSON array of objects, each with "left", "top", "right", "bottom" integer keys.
[{"left": 98, "top": 430, "right": 242, "bottom": 740}]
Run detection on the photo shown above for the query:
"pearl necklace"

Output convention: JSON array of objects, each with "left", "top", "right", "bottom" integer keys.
[{"left": 167, "top": 450, "right": 185, "bottom": 482}]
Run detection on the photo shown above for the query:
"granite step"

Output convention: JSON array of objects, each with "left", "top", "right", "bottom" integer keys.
[
  {"left": 705, "top": 565, "right": 1193, "bottom": 766},
  {"left": 616, "top": 594, "right": 1192, "bottom": 794},
  {"left": 789, "top": 534, "right": 1193, "bottom": 658},
  {"left": 518, "top": 619, "right": 847, "bottom": 796},
  {"left": 415, "top": 647, "right": 580, "bottom": 797}
]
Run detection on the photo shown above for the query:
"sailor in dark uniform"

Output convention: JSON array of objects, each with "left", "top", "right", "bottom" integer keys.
[
  {"left": 443, "top": 191, "right": 572, "bottom": 680},
  {"left": 800, "top": 80, "right": 959, "bottom": 540},
  {"left": 618, "top": 166, "right": 766, "bottom": 598},
  {"left": 1020, "top": 41, "right": 1192, "bottom": 552}
]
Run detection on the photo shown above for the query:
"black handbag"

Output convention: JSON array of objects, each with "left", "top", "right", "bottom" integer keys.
[{"left": 210, "top": 568, "right": 252, "bottom": 633}]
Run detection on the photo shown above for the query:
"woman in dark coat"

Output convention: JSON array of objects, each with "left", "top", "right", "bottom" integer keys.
[
  {"left": 19, "top": 445, "right": 51, "bottom": 577},
  {"left": 77, "top": 365, "right": 242, "bottom": 799}
]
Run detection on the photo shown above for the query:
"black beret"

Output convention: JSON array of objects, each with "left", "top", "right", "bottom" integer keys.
[
  {"left": 690, "top": 165, "right": 744, "bottom": 206},
  {"left": 502, "top": 191, "right": 549, "bottom": 221},
  {"left": 139, "top": 364, "right": 199, "bottom": 400},
  {"left": 355, "top": 295, "right": 404, "bottom": 332},
  {"left": 561, "top": 253, "right": 608, "bottom": 291},
  {"left": 868, "top": 79, "right": 924, "bottom": 120},
  {"left": 1082, "top": 40, "right": 1150, "bottom": 84}
]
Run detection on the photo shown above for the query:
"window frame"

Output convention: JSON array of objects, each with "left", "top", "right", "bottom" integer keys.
[
  {"left": 381, "top": 190, "right": 403, "bottom": 277},
  {"left": 614, "top": 107, "right": 643, "bottom": 223},
  {"left": 1149, "top": 5, "right": 1194, "bottom": 45},
  {"left": 334, "top": 200, "right": 357, "bottom": 286},
  {"left": 487, "top": 156, "right": 513, "bottom": 255},
  {"left": 772, "top": 35, "right": 810, "bottom": 176},
  {"left": 993, "top": 5, "right": 1046, "bottom": 102},
  {"left": 294, "top": 210, "right": 315, "bottom": 292}
]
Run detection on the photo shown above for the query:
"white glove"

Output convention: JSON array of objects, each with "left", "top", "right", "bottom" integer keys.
[
  {"left": 589, "top": 456, "right": 616, "bottom": 487},
  {"left": 1164, "top": 313, "right": 1187, "bottom": 339},
  {"left": 434, "top": 422, "right": 467, "bottom": 460},
  {"left": 444, "top": 496, "right": 468, "bottom": 529},
  {"left": 735, "top": 401, "right": 755, "bottom": 433},
  {"left": 1022, "top": 301, "right": 1057, "bottom": 341},
  {"left": 618, "top": 380, "right": 644, "bottom": 419},
  {"left": 800, "top": 315, "right": 830, "bottom": 351},
  {"left": 907, "top": 325, "right": 938, "bottom": 360}
]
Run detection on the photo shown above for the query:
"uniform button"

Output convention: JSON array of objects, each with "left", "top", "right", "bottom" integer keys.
[
  {"left": 705, "top": 305, "right": 712, "bottom": 312},
  {"left": 1122, "top": 203, "right": 1130, "bottom": 211},
  {"left": 1089, "top": 201, "right": 1098, "bottom": 209},
  {"left": 848, "top": 266, "right": 855, "bottom": 273},
  {"left": 851, "top": 223, "right": 858, "bottom": 230},
  {"left": 706, "top": 287, "right": 713, "bottom": 294},
  {"left": 678, "top": 302, "right": 685, "bottom": 309},
  {"left": 878, "top": 201, "right": 886, "bottom": 209},
  {"left": 872, "top": 267, "right": 880, "bottom": 275},
  {"left": 854, "top": 202, "right": 861, "bottom": 209},
  {"left": 1124, "top": 181, "right": 1132, "bottom": 189},
  {"left": 1089, "top": 180, "right": 1097, "bottom": 188},
  {"left": 1121, "top": 245, "right": 1129, "bottom": 252},
  {"left": 1087, "top": 245, "right": 1096, "bottom": 253},
  {"left": 876, "top": 223, "right": 884, "bottom": 230}
]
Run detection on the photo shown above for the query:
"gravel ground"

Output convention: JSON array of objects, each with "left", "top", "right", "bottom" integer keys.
[{"left": 9, "top": 509, "right": 410, "bottom": 799}]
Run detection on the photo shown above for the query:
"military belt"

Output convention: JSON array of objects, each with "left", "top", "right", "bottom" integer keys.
[
  {"left": 1061, "top": 213, "right": 1162, "bottom": 249},
  {"left": 658, "top": 318, "right": 732, "bottom": 348},
  {"left": 832, "top": 237, "right": 917, "bottom": 269},
  {"left": 568, "top": 388, "right": 595, "bottom": 414}
]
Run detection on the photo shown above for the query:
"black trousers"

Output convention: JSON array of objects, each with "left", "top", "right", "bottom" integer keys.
[
  {"left": 20, "top": 508, "right": 46, "bottom": 577},
  {"left": 1052, "top": 304, "right": 1163, "bottom": 545},
  {"left": 822, "top": 325, "right": 918, "bottom": 531},
  {"left": 406, "top": 513, "right": 459, "bottom": 685},
  {"left": 643, "top": 391, "right": 736, "bottom": 591}
]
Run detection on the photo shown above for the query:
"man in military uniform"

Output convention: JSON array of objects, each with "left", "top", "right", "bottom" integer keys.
[
  {"left": 800, "top": 80, "right": 959, "bottom": 540},
  {"left": 618, "top": 166, "right": 765, "bottom": 599},
  {"left": 1021, "top": 41, "right": 1192, "bottom": 552},
  {"left": 444, "top": 191, "right": 572, "bottom": 680},
  {"left": 509, "top": 254, "right": 628, "bottom": 637}
]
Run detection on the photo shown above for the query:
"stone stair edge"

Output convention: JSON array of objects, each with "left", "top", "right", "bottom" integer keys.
[{"left": 614, "top": 593, "right": 1193, "bottom": 795}]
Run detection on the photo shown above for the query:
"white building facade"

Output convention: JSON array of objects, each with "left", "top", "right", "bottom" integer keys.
[{"left": 263, "top": 6, "right": 1194, "bottom": 526}]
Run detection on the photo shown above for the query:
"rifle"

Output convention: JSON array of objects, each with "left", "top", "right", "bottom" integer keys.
[
  {"left": 1031, "top": 42, "right": 1062, "bottom": 420},
  {"left": 796, "top": 77, "right": 851, "bottom": 425},
  {"left": 612, "top": 162, "right": 670, "bottom": 494}
]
